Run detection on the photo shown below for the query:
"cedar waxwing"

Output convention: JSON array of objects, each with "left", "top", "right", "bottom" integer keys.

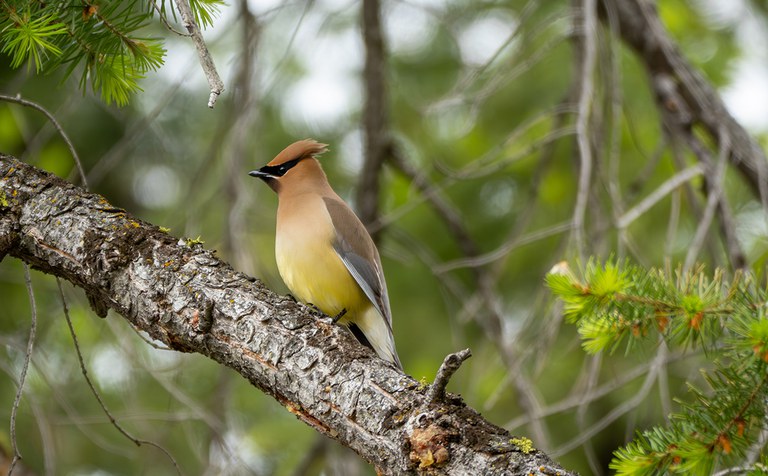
[{"left": 249, "top": 139, "right": 402, "bottom": 369}]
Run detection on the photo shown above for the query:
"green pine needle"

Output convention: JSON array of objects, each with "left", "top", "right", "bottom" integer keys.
[
  {"left": 1, "top": 11, "right": 67, "bottom": 72},
  {"left": 0, "top": 0, "right": 203, "bottom": 105},
  {"left": 548, "top": 260, "right": 768, "bottom": 474},
  {"left": 189, "top": 0, "right": 225, "bottom": 29}
]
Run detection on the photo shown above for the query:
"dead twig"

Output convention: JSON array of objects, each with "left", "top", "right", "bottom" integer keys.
[
  {"left": 173, "top": 0, "right": 224, "bottom": 108},
  {"left": 8, "top": 264, "right": 37, "bottom": 476},
  {"left": 427, "top": 349, "right": 472, "bottom": 404}
]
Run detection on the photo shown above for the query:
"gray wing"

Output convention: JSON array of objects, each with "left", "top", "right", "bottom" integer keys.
[{"left": 323, "top": 197, "right": 393, "bottom": 329}]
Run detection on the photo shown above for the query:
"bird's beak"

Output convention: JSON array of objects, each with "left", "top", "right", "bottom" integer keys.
[{"left": 249, "top": 168, "right": 276, "bottom": 181}]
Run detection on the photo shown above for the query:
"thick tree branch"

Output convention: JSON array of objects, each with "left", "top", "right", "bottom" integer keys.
[{"left": 0, "top": 155, "right": 572, "bottom": 475}]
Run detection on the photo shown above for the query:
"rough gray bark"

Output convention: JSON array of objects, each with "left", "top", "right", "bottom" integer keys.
[{"left": 0, "top": 154, "right": 574, "bottom": 476}]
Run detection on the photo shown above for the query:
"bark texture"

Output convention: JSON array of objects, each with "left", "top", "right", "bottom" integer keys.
[{"left": 0, "top": 155, "right": 573, "bottom": 476}]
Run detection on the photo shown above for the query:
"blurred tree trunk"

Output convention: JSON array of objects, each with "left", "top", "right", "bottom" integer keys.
[
  {"left": 357, "top": 0, "right": 390, "bottom": 242},
  {"left": 0, "top": 154, "right": 574, "bottom": 475}
]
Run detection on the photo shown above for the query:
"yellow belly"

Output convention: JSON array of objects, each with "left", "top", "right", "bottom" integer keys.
[{"left": 276, "top": 234, "right": 368, "bottom": 321}]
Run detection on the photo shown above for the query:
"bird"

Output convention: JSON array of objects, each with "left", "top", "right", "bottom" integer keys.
[{"left": 249, "top": 139, "right": 402, "bottom": 370}]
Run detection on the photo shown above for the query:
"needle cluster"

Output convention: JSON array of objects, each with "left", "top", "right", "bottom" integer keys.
[
  {"left": 547, "top": 260, "right": 768, "bottom": 475},
  {"left": 0, "top": 0, "right": 221, "bottom": 105}
]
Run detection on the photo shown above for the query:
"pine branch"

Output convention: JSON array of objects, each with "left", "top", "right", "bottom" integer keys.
[
  {"left": 0, "top": 6, "right": 67, "bottom": 71},
  {"left": 548, "top": 260, "right": 768, "bottom": 474},
  {"left": 0, "top": 0, "right": 225, "bottom": 106}
]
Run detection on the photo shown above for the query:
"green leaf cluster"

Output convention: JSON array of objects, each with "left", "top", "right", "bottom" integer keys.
[
  {"left": 547, "top": 260, "right": 768, "bottom": 474},
  {"left": 0, "top": 0, "right": 222, "bottom": 105}
]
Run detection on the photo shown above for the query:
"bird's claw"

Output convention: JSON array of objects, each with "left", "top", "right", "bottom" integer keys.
[
  {"left": 306, "top": 303, "right": 325, "bottom": 318},
  {"left": 332, "top": 308, "right": 347, "bottom": 323}
]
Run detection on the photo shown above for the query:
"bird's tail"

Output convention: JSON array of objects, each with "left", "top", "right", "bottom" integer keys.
[{"left": 348, "top": 306, "right": 402, "bottom": 370}]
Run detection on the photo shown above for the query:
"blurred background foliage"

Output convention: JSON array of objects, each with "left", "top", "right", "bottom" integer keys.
[{"left": 1, "top": 0, "right": 768, "bottom": 474}]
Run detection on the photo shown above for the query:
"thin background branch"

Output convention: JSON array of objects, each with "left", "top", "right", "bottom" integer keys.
[
  {"left": 8, "top": 264, "right": 37, "bottom": 476},
  {"left": 57, "top": 279, "right": 182, "bottom": 475},
  {"left": 571, "top": 0, "right": 598, "bottom": 259},
  {"left": 172, "top": 0, "right": 225, "bottom": 107},
  {"left": 0, "top": 94, "right": 87, "bottom": 188}
]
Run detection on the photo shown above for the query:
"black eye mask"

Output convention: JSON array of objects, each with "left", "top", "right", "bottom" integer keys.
[{"left": 249, "top": 157, "right": 302, "bottom": 179}]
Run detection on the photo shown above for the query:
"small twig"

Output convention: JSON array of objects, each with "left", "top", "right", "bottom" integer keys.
[
  {"left": 427, "top": 349, "right": 472, "bottom": 404},
  {"left": 616, "top": 164, "right": 704, "bottom": 229},
  {"left": 434, "top": 103, "right": 576, "bottom": 180},
  {"left": 125, "top": 323, "right": 174, "bottom": 351},
  {"left": 653, "top": 73, "right": 746, "bottom": 269},
  {"left": 684, "top": 126, "right": 730, "bottom": 271},
  {"left": 259, "top": 0, "right": 313, "bottom": 95},
  {"left": 8, "top": 264, "right": 38, "bottom": 475},
  {"left": 0, "top": 93, "right": 88, "bottom": 188},
  {"left": 106, "top": 320, "right": 250, "bottom": 468},
  {"left": 504, "top": 349, "right": 693, "bottom": 430},
  {"left": 389, "top": 148, "right": 479, "bottom": 259},
  {"left": 173, "top": 0, "right": 224, "bottom": 108},
  {"left": 435, "top": 222, "right": 573, "bottom": 273},
  {"left": 151, "top": 0, "right": 192, "bottom": 37},
  {"left": 56, "top": 279, "right": 182, "bottom": 475},
  {"left": 551, "top": 345, "right": 666, "bottom": 457}
]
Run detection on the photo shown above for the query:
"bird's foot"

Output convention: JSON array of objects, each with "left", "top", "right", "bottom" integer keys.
[
  {"left": 306, "top": 303, "right": 325, "bottom": 318},
  {"left": 332, "top": 308, "right": 347, "bottom": 323}
]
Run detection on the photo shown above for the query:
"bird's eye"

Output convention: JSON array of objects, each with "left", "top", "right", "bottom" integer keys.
[{"left": 275, "top": 158, "right": 301, "bottom": 176}]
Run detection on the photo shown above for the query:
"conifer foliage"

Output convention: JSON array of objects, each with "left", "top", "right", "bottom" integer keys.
[
  {"left": 0, "top": 0, "right": 222, "bottom": 105},
  {"left": 548, "top": 260, "right": 768, "bottom": 475}
]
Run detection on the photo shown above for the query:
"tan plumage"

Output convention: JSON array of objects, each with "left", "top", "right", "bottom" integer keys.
[{"left": 249, "top": 139, "right": 402, "bottom": 369}]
